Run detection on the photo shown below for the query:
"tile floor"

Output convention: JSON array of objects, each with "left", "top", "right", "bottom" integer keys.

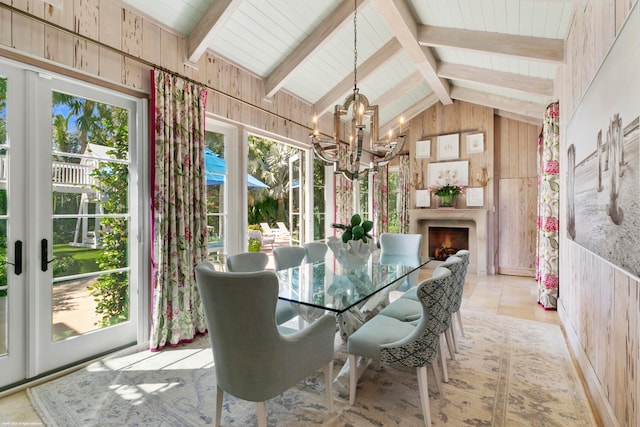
[{"left": 0, "top": 271, "right": 562, "bottom": 424}]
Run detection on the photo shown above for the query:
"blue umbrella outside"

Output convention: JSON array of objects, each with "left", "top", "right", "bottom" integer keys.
[{"left": 204, "top": 148, "right": 269, "bottom": 188}]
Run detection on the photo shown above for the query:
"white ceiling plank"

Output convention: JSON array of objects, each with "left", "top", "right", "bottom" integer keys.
[
  {"left": 372, "top": 71, "right": 424, "bottom": 110},
  {"left": 418, "top": 25, "right": 565, "bottom": 63},
  {"left": 264, "top": 0, "right": 369, "bottom": 98},
  {"left": 313, "top": 37, "right": 402, "bottom": 115},
  {"left": 381, "top": 92, "right": 440, "bottom": 135}
]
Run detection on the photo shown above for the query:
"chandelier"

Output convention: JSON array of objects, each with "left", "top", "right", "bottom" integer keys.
[{"left": 310, "top": 0, "right": 406, "bottom": 181}]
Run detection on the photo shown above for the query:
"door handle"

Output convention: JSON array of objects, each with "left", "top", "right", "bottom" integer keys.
[
  {"left": 41, "top": 238, "right": 54, "bottom": 272},
  {"left": 5, "top": 240, "right": 23, "bottom": 276}
]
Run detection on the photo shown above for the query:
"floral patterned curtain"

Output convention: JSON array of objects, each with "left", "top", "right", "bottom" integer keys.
[
  {"left": 373, "top": 164, "right": 389, "bottom": 237},
  {"left": 149, "top": 69, "right": 209, "bottom": 350},
  {"left": 397, "top": 154, "right": 411, "bottom": 234},
  {"left": 536, "top": 102, "right": 560, "bottom": 309}
]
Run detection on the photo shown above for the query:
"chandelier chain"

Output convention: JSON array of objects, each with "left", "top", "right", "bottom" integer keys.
[{"left": 353, "top": 0, "right": 358, "bottom": 91}]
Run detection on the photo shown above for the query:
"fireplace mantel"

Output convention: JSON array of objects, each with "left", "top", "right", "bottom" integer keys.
[{"left": 409, "top": 209, "right": 489, "bottom": 275}]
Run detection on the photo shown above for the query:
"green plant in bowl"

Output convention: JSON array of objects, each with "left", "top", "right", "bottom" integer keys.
[{"left": 331, "top": 214, "right": 374, "bottom": 243}]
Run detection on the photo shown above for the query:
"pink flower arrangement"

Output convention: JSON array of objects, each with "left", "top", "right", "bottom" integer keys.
[{"left": 428, "top": 183, "right": 466, "bottom": 197}]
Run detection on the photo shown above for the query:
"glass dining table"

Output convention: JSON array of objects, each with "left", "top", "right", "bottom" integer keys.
[
  {"left": 276, "top": 249, "right": 432, "bottom": 396},
  {"left": 276, "top": 250, "right": 432, "bottom": 339}
]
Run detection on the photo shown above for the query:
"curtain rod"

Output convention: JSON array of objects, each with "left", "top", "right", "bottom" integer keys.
[
  {"left": 419, "top": 128, "right": 481, "bottom": 140},
  {"left": 0, "top": 3, "right": 314, "bottom": 134}
]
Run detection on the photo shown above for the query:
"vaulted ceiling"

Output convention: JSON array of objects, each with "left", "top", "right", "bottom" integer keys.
[{"left": 120, "top": 0, "right": 575, "bottom": 129}]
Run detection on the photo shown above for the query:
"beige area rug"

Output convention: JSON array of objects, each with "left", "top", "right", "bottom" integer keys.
[{"left": 28, "top": 310, "right": 598, "bottom": 426}]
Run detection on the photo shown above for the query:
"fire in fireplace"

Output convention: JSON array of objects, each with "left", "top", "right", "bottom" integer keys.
[{"left": 428, "top": 227, "right": 469, "bottom": 261}]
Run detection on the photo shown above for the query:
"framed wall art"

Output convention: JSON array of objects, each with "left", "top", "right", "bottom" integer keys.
[
  {"left": 415, "top": 189, "right": 430, "bottom": 207},
  {"left": 565, "top": 7, "right": 640, "bottom": 279},
  {"left": 415, "top": 140, "right": 431, "bottom": 158},
  {"left": 466, "top": 133, "right": 484, "bottom": 154},
  {"left": 436, "top": 133, "right": 459, "bottom": 160},
  {"left": 427, "top": 160, "right": 469, "bottom": 187},
  {"left": 466, "top": 187, "right": 484, "bottom": 206}
]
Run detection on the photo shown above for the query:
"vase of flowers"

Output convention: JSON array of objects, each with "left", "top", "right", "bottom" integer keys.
[{"left": 429, "top": 183, "right": 465, "bottom": 209}]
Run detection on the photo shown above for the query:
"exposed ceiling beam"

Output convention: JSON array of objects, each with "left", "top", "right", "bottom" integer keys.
[
  {"left": 437, "top": 62, "right": 554, "bottom": 97},
  {"left": 313, "top": 37, "right": 402, "bottom": 115},
  {"left": 450, "top": 86, "right": 546, "bottom": 120},
  {"left": 418, "top": 25, "right": 565, "bottom": 63},
  {"left": 186, "top": 0, "right": 241, "bottom": 64},
  {"left": 264, "top": 0, "right": 367, "bottom": 99},
  {"left": 371, "top": 0, "right": 452, "bottom": 105},
  {"left": 496, "top": 110, "right": 543, "bottom": 126}
]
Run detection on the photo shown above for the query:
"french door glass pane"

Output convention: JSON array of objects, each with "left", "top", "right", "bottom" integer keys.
[
  {"left": 50, "top": 91, "right": 130, "bottom": 341},
  {"left": 0, "top": 76, "right": 8, "bottom": 356},
  {"left": 313, "top": 160, "right": 326, "bottom": 240},
  {"left": 205, "top": 130, "right": 225, "bottom": 264}
]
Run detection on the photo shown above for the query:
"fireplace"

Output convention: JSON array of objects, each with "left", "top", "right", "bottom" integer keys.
[
  {"left": 428, "top": 227, "right": 469, "bottom": 260},
  {"left": 409, "top": 209, "right": 489, "bottom": 275}
]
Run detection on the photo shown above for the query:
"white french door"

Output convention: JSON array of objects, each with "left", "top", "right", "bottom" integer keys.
[{"left": 0, "top": 59, "right": 146, "bottom": 389}]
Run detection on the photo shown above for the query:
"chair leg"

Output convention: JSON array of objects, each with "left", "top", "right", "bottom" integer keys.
[
  {"left": 325, "top": 360, "right": 334, "bottom": 413},
  {"left": 416, "top": 366, "right": 433, "bottom": 426},
  {"left": 215, "top": 385, "right": 224, "bottom": 427},
  {"left": 348, "top": 354, "right": 358, "bottom": 405},
  {"left": 449, "top": 318, "right": 459, "bottom": 353},
  {"left": 430, "top": 357, "right": 443, "bottom": 396},
  {"left": 256, "top": 402, "right": 267, "bottom": 427},
  {"left": 456, "top": 310, "right": 465, "bottom": 337},
  {"left": 444, "top": 329, "right": 456, "bottom": 360},
  {"left": 438, "top": 334, "right": 449, "bottom": 383}
]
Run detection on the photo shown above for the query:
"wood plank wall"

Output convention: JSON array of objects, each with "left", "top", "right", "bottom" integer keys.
[
  {"left": 495, "top": 117, "right": 540, "bottom": 276},
  {"left": 0, "top": 0, "right": 316, "bottom": 144},
  {"left": 407, "top": 100, "right": 498, "bottom": 273},
  {"left": 558, "top": 1, "right": 639, "bottom": 426}
]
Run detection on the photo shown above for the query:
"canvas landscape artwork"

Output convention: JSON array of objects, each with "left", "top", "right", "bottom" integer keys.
[{"left": 566, "top": 11, "right": 640, "bottom": 279}]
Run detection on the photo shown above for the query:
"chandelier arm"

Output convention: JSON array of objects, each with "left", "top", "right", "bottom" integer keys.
[{"left": 373, "top": 135, "right": 407, "bottom": 167}]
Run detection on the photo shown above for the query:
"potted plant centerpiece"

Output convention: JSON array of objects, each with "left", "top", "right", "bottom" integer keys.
[{"left": 327, "top": 214, "right": 377, "bottom": 268}]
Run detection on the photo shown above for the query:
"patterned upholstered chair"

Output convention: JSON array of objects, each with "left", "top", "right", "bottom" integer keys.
[
  {"left": 450, "top": 250, "right": 470, "bottom": 343},
  {"left": 378, "top": 256, "right": 464, "bottom": 382},
  {"left": 346, "top": 267, "right": 452, "bottom": 426},
  {"left": 195, "top": 262, "right": 336, "bottom": 427}
]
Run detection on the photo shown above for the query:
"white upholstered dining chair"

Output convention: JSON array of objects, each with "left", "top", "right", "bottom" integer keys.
[{"left": 195, "top": 262, "right": 336, "bottom": 427}]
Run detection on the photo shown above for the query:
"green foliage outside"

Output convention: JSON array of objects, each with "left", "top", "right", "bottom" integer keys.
[
  {"left": 50, "top": 93, "right": 130, "bottom": 328},
  {"left": 85, "top": 107, "right": 130, "bottom": 328},
  {"left": 247, "top": 238, "right": 261, "bottom": 252}
]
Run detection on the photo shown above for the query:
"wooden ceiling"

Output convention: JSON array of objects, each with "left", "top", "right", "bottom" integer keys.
[{"left": 120, "top": 0, "right": 576, "bottom": 127}]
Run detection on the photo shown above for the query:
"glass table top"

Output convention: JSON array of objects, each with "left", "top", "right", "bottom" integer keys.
[{"left": 276, "top": 250, "right": 432, "bottom": 314}]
